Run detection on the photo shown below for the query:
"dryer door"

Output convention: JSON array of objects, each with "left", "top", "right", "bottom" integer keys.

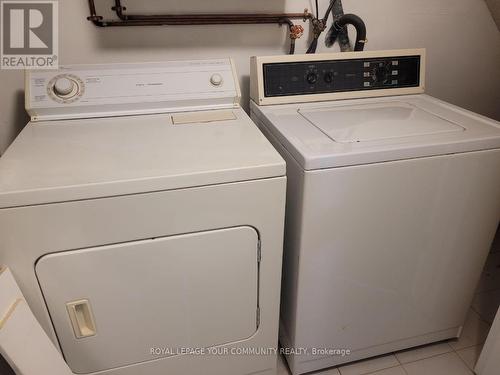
[{"left": 35, "top": 226, "right": 259, "bottom": 374}]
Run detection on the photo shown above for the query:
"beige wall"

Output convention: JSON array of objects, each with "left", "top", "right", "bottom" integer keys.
[{"left": 0, "top": 0, "right": 499, "bottom": 155}]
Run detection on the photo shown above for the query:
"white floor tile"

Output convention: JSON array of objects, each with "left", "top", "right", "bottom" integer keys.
[
  {"left": 395, "top": 342, "right": 453, "bottom": 364},
  {"left": 402, "top": 352, "right": 473, "bottom": 375},
  {"left": 456, "top": 345, "right": 483, "bottom": 370},
  {"left": 472, "top": 289, "right": 500, "bottom": 324},
  {"left": 276, "top": 354, "right": 341, "bottom": 375},
  {"left": 449, "top": 309, "right": 491, "bottom": 350},
  {"left": 311, "top": 367, "right": 342, "bottom": 375},
  {"left": 338, "top": 355, "right": 399, "bottom": 375},
  {"left": 368, "top": 367, "right": 406, "bottom": 375},
  {"left": 475, "top": 252, "right": 500, "bottom": 293}
]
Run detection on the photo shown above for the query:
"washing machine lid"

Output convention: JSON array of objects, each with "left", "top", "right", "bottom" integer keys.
[
  {"left": 0, "top": 108, "right": 285, "bottom": 208},
  {"left": 298, "top": 101, "right": 464, "bottom": 143},
  {"left": 252, "top": 94, "right": 500, "bottom": 170}
]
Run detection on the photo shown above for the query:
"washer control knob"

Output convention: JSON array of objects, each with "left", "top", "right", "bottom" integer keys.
[
  {"left": 373, "top": 64, "right": 390, "bottom": 84},
  {"left": 324, "top": 72, "right": 333, "bottom": 84},
  {"left": 53, "top": 77, "right": 76, "bottom": 97},
  {"left": 306, "top": 73, "right": 318, "bottom": 84},
  {"left": 210, "top": 73, "right": 223, "bottom": 86}
]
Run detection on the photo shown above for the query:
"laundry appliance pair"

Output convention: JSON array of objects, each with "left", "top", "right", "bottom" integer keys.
[{"left": 1, "top": 49, "right": 499, "bottom": 375}]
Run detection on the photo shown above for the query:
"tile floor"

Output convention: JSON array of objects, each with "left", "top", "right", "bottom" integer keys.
[{"left": 276, "top": 228, "right": 500, "bottom": 375}]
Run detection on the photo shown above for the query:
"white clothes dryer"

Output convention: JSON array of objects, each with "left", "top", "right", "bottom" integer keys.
[{"left": 0, "top": 59, "right": 286, "bottom": 375}]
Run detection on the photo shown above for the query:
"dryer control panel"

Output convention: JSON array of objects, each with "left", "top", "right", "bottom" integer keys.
[
  {"left": 251, "top": 49, "right": 425, "bottom": 106},
  {"left": 26, "top": 59, "right": 241, "bottom": 121}
]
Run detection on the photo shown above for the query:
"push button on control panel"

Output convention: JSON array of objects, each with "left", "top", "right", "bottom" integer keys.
[{"left": 210, "top": 73, "right": 223, "bottom": 87}]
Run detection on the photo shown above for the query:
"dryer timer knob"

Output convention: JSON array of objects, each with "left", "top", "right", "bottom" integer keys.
[{"left": 53, "top": 77, "right": 76, "bottom": 96}]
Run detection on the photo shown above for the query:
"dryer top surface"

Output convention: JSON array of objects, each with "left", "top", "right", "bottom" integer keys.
[{"left": 0, "top": 108, "right": 285, "bottom": 208}]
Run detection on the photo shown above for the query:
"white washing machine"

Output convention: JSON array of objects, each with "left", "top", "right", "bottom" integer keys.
[
  {"left": 250, "top": 49, "right": 500, "bottom": 374},
  {"left": 0, "top": 59, "right": 286, "bottom": 375}
]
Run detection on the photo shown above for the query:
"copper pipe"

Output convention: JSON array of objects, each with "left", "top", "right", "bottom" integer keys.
[
  {"left": 112, "top": 0, "right": 310, "bottom": 23},
  {"left": 87, "top": 0, "right": 102, "bottom": 22},
  {"left": 88, "top": 0, "right": 312, "bottom": 27},
  {"left": 120, "top": 13, "right": 311, "bottom": 22},
  {"left": 92, "top": 18, "right": 305, "bottom": 27},
  {"left": 87, "top": 0, "right": 313, "bottom": 55},
  {"left": 122, "top": 15, "right": 309, "bottom": 23}
]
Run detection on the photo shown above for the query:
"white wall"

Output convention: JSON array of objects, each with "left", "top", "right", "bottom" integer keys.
[{"left": 0, "top": 0, "right": 499, "bottom": 154}]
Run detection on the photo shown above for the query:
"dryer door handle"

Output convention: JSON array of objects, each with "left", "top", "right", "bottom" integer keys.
[{"left": 66, "top": 299, "right": 96, "bottom": 339}]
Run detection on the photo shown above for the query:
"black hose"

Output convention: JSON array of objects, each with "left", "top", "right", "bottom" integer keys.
[
  {"left": 289, "top": 39, "right": 296, "bottom": 54},
  {"left": 306, "top": 37, "right": 318, "bottom": 54},
  {"left": 306, "top": 0, "right": 338, "bottom": 54},
  {"left": 280, "top": 18, "right": 297, "bottom": 55},
  {"left": 323, "top": 0, "right": 338, "bottom": 21},
  {"left": 326, "top": 13, "right": 366, "bottom": 51},
  {"left": 327, "top": 0, "right": 350, "bottom": 51}
]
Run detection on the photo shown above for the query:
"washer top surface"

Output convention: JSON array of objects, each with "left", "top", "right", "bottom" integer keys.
[
  {"left": 0, "top": 108, "right": 285, "bottom": 208},
  {"left": 251, "top": 94, "right": 500, "bottom": 170}
]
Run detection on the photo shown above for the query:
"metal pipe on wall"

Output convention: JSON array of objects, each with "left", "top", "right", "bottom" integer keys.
[
  {"left": 87, "top": 0, "right": 312, "bottom": 53},
  {"left": 87, "top": 1, "right": 366, "bottom": 56}
]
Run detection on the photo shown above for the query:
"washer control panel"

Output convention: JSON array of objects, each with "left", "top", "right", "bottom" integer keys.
[
  {"left": 263, "top": 55, "right": 420, "bottom": 97},
  {"left": 26, "top": 59, "right": 240, "bottom": 121},
  {"left": 251, "top": 49, "right": 426, "bottom": 105}
]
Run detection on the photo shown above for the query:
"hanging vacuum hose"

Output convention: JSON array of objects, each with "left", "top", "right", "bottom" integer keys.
[
  {"left": 327, "top": 0, "right": 350, "bottom": 51},
  {"left": 326, "top": 14, "right": 367, "bottom": 51},
  {"left": 306, "top": 0, "right": 366, "bottom": 54}
]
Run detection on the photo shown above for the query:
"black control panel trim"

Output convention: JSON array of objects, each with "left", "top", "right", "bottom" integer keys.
[{"left": 263, "top": 55, "right": 421, "bottom": 98}]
